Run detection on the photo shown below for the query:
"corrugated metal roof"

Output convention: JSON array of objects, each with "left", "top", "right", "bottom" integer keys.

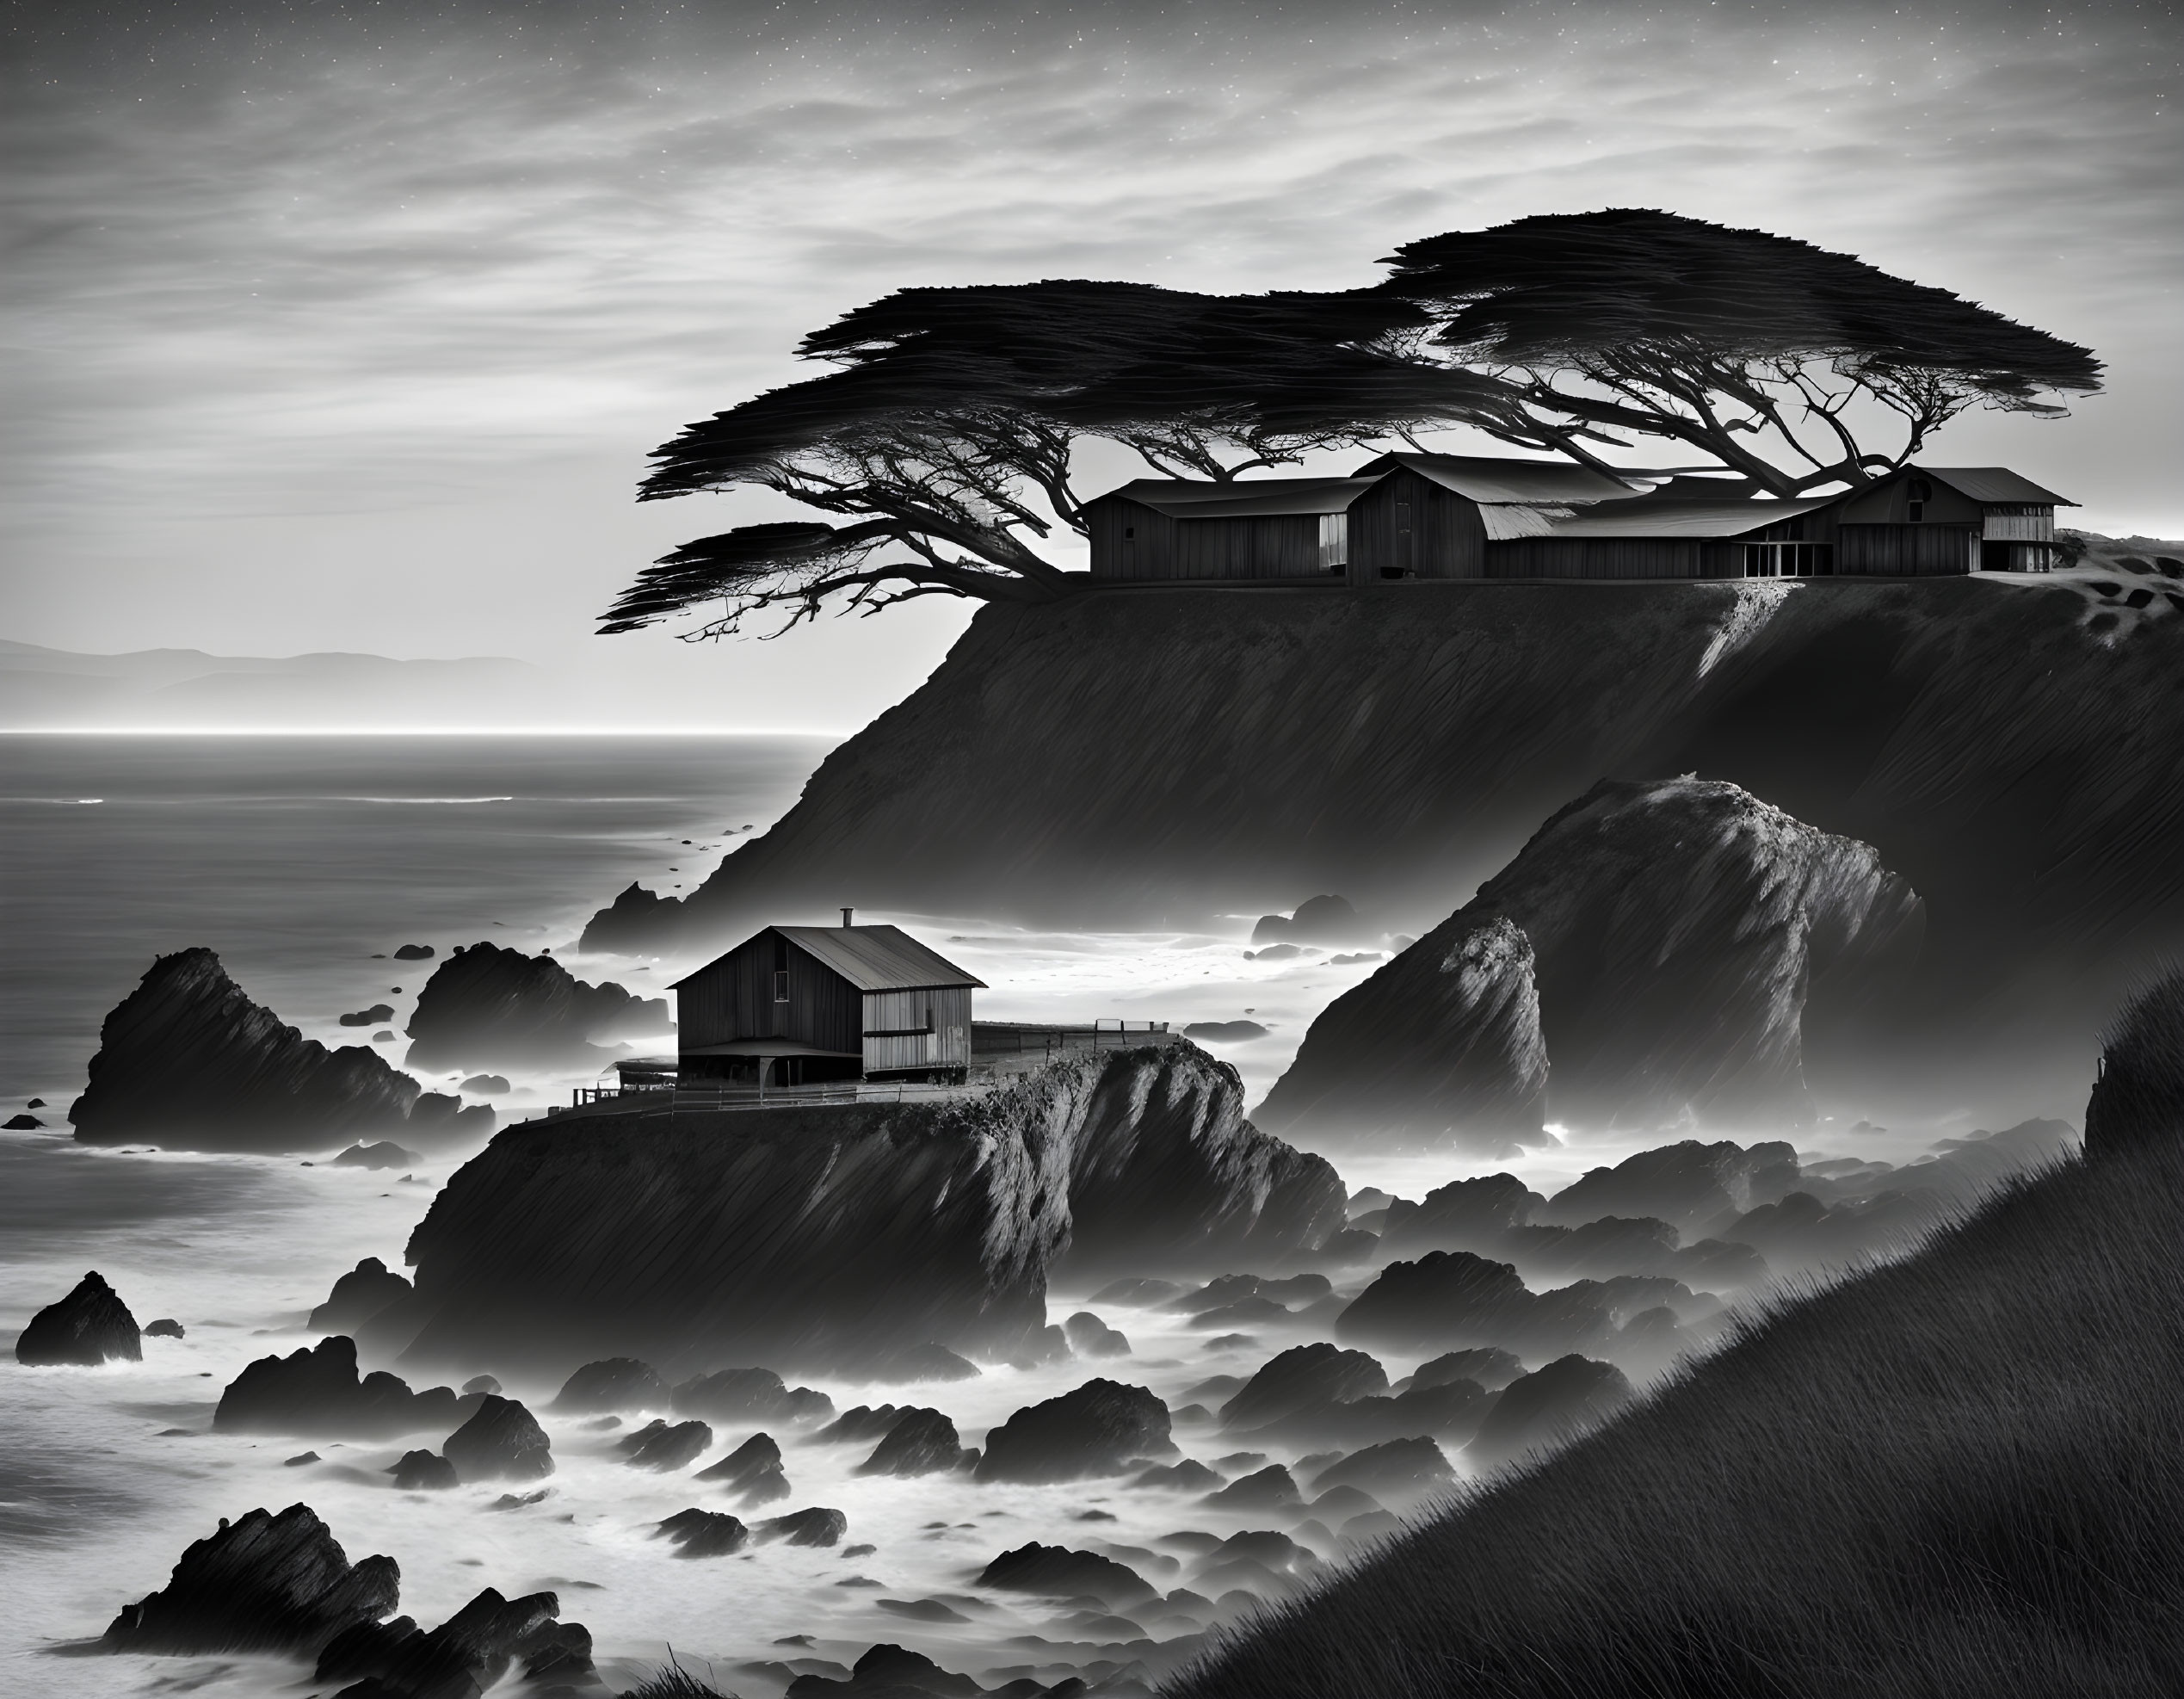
[
  {"left": 1539, "top": 496, "right": 1843, "bottom": 540},
  {"left": 1917, "top": 467, "right": 2075, "bottom": 506},
  {"left": 1349, "top": 451, "right": 1645, "bottom": 504},
  {"left": 1100, "top": 478, "right": 1380, "bottom": 519},
  {"left": 1480, "top": 504, "right": 1574, "bottom": 541},
  {"left": 674, "top": 924, "right": 986, "bottom": 992}
]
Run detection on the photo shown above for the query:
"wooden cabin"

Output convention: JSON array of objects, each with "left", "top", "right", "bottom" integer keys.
[
  {"left": 1829, "top": 466, "right": 2073, "bottom": 575},
  {"left": 671, "top": 914, "right": 985, "bottom": 1086}
]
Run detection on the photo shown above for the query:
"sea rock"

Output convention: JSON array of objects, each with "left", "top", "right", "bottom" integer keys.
[
  {"left": 3, "top": 1112, "right": 42, "bottom": 1129},
  {"left": 617, "top": 1418, "right": 714, "bottom": 1472},
  {"left": 392, "top": 944, "right": 435, "bottom": 961},
  {"left": 145, "top": 1317, "right": 185, "bottom": 1338},
  {"left": 312, "top": 1583, "right": 591, "bottom": 1695},
  {"left": 387, "top": 1449, "right": 457, "bottom": 1490},
  {"left": 1336, "top": 1251, "right": 1615, "bottom": 1358},
  {"left": 1379, "top": 1174, "right": 1545, "bottom": 1255},
  {"left": 2084, "top": 968, "right": 2184, "bottom": 1162},
  {"left": 1062, "top": 1311, "right": 1132, "bottom": 1358},
  {"left": 862, "top": 1342, "right": 982, "bottom": 1383},
  {"left": 785, "top": 1642, "right": 993, "bottom": 1697},
  {"left": 332, "top": 1141, "right": 421, "bottom": 1171},
  {"left": 673, "top": 1364, "right": 835, "bottom": 1422},
  {"left": 404, "top": 942, "right": 670, "bottom": 1072},
  {"left": 856, "top": 1408, "right": 967, "bottom": 1476},
  {"left": 657, "top": 1507, "right": 750, "bottom": 1557},
  {"left": 819, "top": 1405, "right": 908, "bottom": 1445},
  {"left": 102, "top": 1504, "right": 398, "bottom": 1654},
  {"left": 757, "top": 1506, "right": 848, "bottom": 1547},
  {"left": 340, "top": 1004, "right": 397, "bottom": 1028},
  {"left": 1469, "top": 1355, "right": 1636, "bottom": 1467},
  {"left": 1410, "top": 1347, "right": 1524, "bottom": 1393},
  {"left": 213, "top": 1337, "right": 465, "bottom": 1437},
  {"left": 1515, "top": 1215, "right": 1684, "bottom": 1280},
  {"left": 1204, "top": 1463, "right": 1300, "bottom": 1510},
  {"left": 14, "top": 1270, "right": 141, "bottom": 1364},
  {"left": 1132, "top": 1459, "right": 1224, "bottom": 1491},
  {"left": 1219, "top": 1344, "right": 1389, "bottom": 1430},
  {"left": 976, "top": 1379, "right": 1175, "bottom": 1483},
  {"left": 69, "top": 949, "right": 423, "bottom": 1152},
  {"left": 1258, "top": 779, "right": 1923, "bottom": 1143},
  {"left": 309, "top": 1257, "right": 415, "bottom": 1332},
  {"left": 554, "top": 1356, "right": 669, "bottom": 1412},
  {"left": 394, "top": 1044, "right": 1343, "bottom": 1372},
  {"left": 977, "top": 1542, "right": 1158, "bottom": 1609},
  {"left": 442, "top": 1395, "right": 553, "bottom": 1481},
  {"left": 697, "top": 1431, "right": 792, "bottom": 1504},
  {"left": 1306, "top": 1436, "right": 1455, "bottom": 1502},
  {"left": 1184, "top": 1020, "right": 1270, "bottom": 1043},
  {"left": 459, "top": 1074, "right": 511, "bottom": 1095},
  {"left": 1252, "top": 894, "right": 1365, "bottom": 945},
  {"left": 1538, "top": 1140, "right": 1802, "bottom": 1232}
]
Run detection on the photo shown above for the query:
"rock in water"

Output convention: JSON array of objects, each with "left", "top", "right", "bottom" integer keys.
[
  {"left": 145, "top": 1318, "right": 185, "bottom": 1338},
  {"left": 618, "top": 1418, "right": 713, "bottom": 1471},
  {"left": 213, "top": 1337, "right": 465, "bottom": 1437},
  {"left": 69, "top": 948, "right": 422, "bottom": 1152},
  {"left": 15, "top": 1270, "right": 141, "bottom": 1364},
  {"left": 1256, "top": 778, "right": 1923, "bottom": 1144},
  {"left": 442, "top": 1395, "right": 553, "bottom": 1482},
  {"left": 102, "top": 1504, "right": 398, "bottom": 1654},
  {"left": 1062, "top": 1311, "right": 1132, "bottom": 1358},
  {"left": 657, "top": 1508, "right": 750, "bottom": 1557},
  {"left": 313, "top": 1584, "right": 591, "bottom": 1694},
  {"left": 696, "top": 1432, "right": 792, "bottom": 1505},
  {"left": 394, "top": 1044, "right": 1343, "bottom": 1373},
  {"left": 1336, "top": 1251, "right": 1614, "bottom": 1360},
  {"left": 332, "top": 1141, "right": 420, "bottom": 1171},
  {"left": 1537, "top": 1140, "right": 1801, "bottom": 1233},
  {"left": 2084, "top": 968, "right": 2184, "bottom": 1162},
  {"left": 976, "top": 1542, "right": 1158, "bottom": 1609},
  {"left": 756, "top": 1506, "right": 847, "bottom": 1546},
  {"left": 388, "top": 1450, "right": 457, "bottom": 1490},
  {"left": 856, "top": 1408, "right": 966, "bottom": 1476},
  {"left": 554, "top": 1356, "right": 669, "bottom": 1412},
  {"left": 403, "top": 942, "right": 669, "bottom": 1072},
  {"left": 976, "top": 1379, "right": 1173, "bottom": 1483},
  {"left": 673, "top": 1365, "right": 834, "bottom": 1422},
  {"left": 1219, "top": 1343, "right": 1389, "bottom": 1430},
  {"left": 1469, "top": 1355, "right": 1636, "bottom": 1467},
  {"left": 1306, "top": 1436, "right": 1456, "bottom": 1502},
  {"left": 309, "top": 1257, "right": 414, "bottom": 1332}
]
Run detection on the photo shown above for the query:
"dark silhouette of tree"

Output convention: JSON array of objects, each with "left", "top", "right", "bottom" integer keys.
[
  {"left": 600, "top": 281, "right": 1515, "bottom": 636},
  {"left": 1374, "top": 209, "right": 2102, "bottom": 496}
]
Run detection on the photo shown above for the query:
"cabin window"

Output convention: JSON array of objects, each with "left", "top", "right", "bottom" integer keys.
[
  {"left": 1317, "top": 513, "right": 1348, "bottom": 571},
  {"left": 1907, "top": 479, "right": 1932, "bottom": 522},
  {"left": 1123, "top": 525, "right": 1134, "bottom": 540},
  {"left": 1396, "top": 500, "right": 1413, "bottom": 533},
  {"left": 773, "top": 970, "right": 789, "bottom": 1003}
]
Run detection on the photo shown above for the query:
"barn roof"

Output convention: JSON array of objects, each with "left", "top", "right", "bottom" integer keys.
[
  {"left": 1348, "top": 451, "right": 1646, "bottom": 504},
  {"left": 674, "top": 924, "right": 986, "bottom": 992},
  {"left": 1914, "top": 466, "right": 2076, "bottom": 506},
  {"left": 1098, "top": 477, "right": 1380, "bottom": 519},
  {"left": 1539, "top": 495, "right": 1844, "bottom": 540}
]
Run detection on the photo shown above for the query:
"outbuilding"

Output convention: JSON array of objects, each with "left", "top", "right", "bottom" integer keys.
[{"left": 671, "top": 913, "right": 985, "bottom": 1086}]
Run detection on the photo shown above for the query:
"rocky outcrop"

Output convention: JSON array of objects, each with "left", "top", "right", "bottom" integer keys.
[
  {"left": 332, "top": 1141, "right": 419, "bottom": 1170},
  {"left": 2084, "top": 968, "right": 2184, "bottom": 1162},
  {"left": 1336, "top": 1251, "right": 1620, "bottom": 1360},
  {"left": 69, "top": 949, "right": 430, "bottom": 1152},
  {"left": 976, "top": 1542, "right": 1158, "bottom": 1609},
  {"left": 1468, "top": 1355, "right": 1636, "bottom": 1467},
  {"left": 15, "top": 1270, "right": 140, "bottom": 1364},
  {"left": 656, "top": 1508, "right": 750, "bottom": 1557},
  {"left": 1305, "top": 1436, "right": 1455, "bottom": 1503},
  {"left": 388, "top": 1449, "right": 457, "bottom": 1490},
  {"left": 312, "top": 1585, "right": 594, "bottom": 1695},
  {"left": 856, "top": 1408, "right": 966, "bottom": 1476},
  {"left": 618, "top": 1418, "right": 713, "bottom": 1471},
  {"left": 1259, "top": 778, "right": 1923, "bottom": 1142},
  {"left": 553, "top": 1356, "right": 669, "bottom": 1413},
  {"left": 404, "top": 942, "right": 669, "bottom": 1072},
  {"left": 102, "top": 1504, "right": 398, "bottom": 1654},
  {"left": 1219, "top": 1344, "right": 1389, "bottom": 1430},
  {"left": 671, "top": 1366, "right": 834, "bottom": 1423},
  {"left": 1538, "top": 1139, "right": 1802, "bottom": 1232},
  {"left": 309, "top": 1257, "right": 414, "bottom": 1332},
  {"left": 756, "top": 1506, "right": 847, "bottom": 1546},
  {"left": 393, "top": 1045, "right": 1345, "bottom": 1374},
  {"left": 442, "top": 1395, "right": 553, "bottom": 1481},
  {"left": 697, "top": 1432, "right": 791, "bottom": 1504},
  {"left": 213, "top": 1337, "right": 472, "bottom": 1437},
  {"left": 975, "top": 1379, "right": 1173, "bottom": 1483}
]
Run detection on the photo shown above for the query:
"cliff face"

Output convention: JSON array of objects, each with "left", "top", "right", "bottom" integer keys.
[
  {"left": 1256, "top": 778, "right": 1922, "bottom": 1140},
  {"left": 71, "top": 949, "right": 421, "bottom": 1152},
  {"left": 393, "top": 1044, "right": 1344, "bottom": 1375},
  {"left": 582, "top": 574, "right": 2184, "bottom": 1057}
]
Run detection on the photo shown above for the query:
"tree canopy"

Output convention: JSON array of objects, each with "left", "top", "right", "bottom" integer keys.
[{"left": 602, "top": 211, "right": 2101, "bottom": 637}]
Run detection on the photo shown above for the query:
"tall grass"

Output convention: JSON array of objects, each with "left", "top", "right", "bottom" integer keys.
[{"left": 1166, "top": 1131, "right": 2184, "bottom": 1696}]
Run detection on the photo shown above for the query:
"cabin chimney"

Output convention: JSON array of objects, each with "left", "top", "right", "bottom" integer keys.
[{"left": 841, "top": 906, "right": 854, "bottom": 928}]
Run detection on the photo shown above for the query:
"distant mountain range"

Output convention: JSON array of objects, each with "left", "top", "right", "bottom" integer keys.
[{"left": 0, "top": 639, "right": 557, "bottom": 728}]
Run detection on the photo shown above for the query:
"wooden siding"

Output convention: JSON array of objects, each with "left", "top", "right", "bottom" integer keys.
[
  {"left": 863, "top": 985, "right": 972, "bottom": 1074},
  {"left": 1485, "top": 539, "right": 1746, "bottom": 579},
  {"left": 1982, "top": 507, "right": 2056, "bottom": 542},
  {"left": 676, "top": 930, "right": 859, "bottom": 1055},
  {"left": 1347, "top": 468, "right": 1486, "bottom": 581},
  {"left": 1835, "top": 479, "right": 1985, "bottom": 527},
  {"left": 1836, "top": 524, "right": 1979, "bottom": 576},
  {"left": 1088, "top": 496, "right": 1333, "bottom": 582}
]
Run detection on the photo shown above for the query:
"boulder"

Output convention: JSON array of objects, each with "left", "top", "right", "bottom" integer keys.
[
  {"left": 459, "top": 1074, "right": 511, "bottom": 1095},
  {"left": 1337, "top": 1251, "right": 1614, "bottom": 1359},
  {"left": 1132, "top": 1459, "right": 1224, "bottom": 1491},
  {"left": 856, "top": 1408, "right": 967, "bottom": 1476},
  {"left": 387, "top": 1450, "right": 457, "bottom": 1490},
  {"left": 102, "top": 1504, "right": 398, "bottom": 1654},
  {"left": 1184, "top": 1021, "right": 1269, "bottom": 1043},
  {"left": 976, "top": 1379, "right": 1174, "bottom": 1483},
  {"left": 403, "top": 942, "right": 669, "bottom": 1072},
  {"left": 69, "top": 948, "right": 423, "bottom": 1152},
  {"left": 145, "top": 1317, "right": 185, "bottom": 1338},
  {"left": 786, "top": 1642, "right": 990, "bottom": 1697},
  {"left": 332, "top": 1142, "right": 421, "bottom": 1171},
  {"left": 1410, "top": 1347, "right": 1524, "bottom": 1393},
  {"left": 1379, "top": 1174, "right": 1546, "bottom": 1255},
  {"left": 756, "top": 1506, "right": 848, "bottom": 1547},
  {"left": 818, "top": 1405, "right": 908, "bottom": 1445},
  {"left": 392, "top": 944, "right": 435, "bottom": 961},
  {"left": 15, "top": 1270, "right": 140, "bottom": 1364},
  {"left": 696, "top": 1431, "right": 791, "bottom": 1504},
  {"left": 656, "top": 1508, "right": 750, "bottom": 1557},
  {"left": 1469, "top": 1355, "right": 1636, "bottom": 1467},
  {"left": 1256, "top": 779, "right": 1923, "bottom": 1144},
  {"left": 976, "top": 1542, "right": 1158, "bottom": 1609},
  {"left": 3, "top": 1112, "right": 42, "bottom": 1129},
  {"left": 1306, "top": 1436, "right": 1455, "bottom": 1501},
  {"left": 340, "top": 1004, "right": 397, "bottom": 1028},
  {"left": 1537, "top": 1140, "right": 1802, "bottom": 1232},
  {"left": 2084, "top": 968, "right": 2184, "bottom": 1162},
  {"left": 1252, "top": 895, "right": 1364, "bottom": 945},
  {"left": 1062, "top": 1311, "right": 1132, "bottom": 1358},
  {"left": 312, "top": 1583, "right": 590, "bottom": 1695},
  {"left": 309, "top": 1257, "right": 414, "bottom": 1332},
  {"left": 213, "top": 1337, "right": 464, "bottom": 1437},
  {"left": 1219, "top": 1344, "right": 1389, "bottom": 1430},
  {"left": 1204, "top": 1463, "right": 1300, "bottom": 1510},
  {"left": 442, "top": 1395, "right": 553, "bottom": 1482},
  {"left": 618, "top": 1418, "right": 714, "bottom": 1472},
  {"left": 672, "top": 1365, "right": 835, "bottom": 1422},
  {"left": 553, "top": 1356, "right": 669, "bottom": 1413}
]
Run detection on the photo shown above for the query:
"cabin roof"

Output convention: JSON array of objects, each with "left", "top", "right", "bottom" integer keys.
[
  {"left": 1539, "top": 495, "right": 1845, "bottom": 540},
  {"left": 1348, "top": 451, "right": 1646, "bottom": 505},
  {"left": 1098, "top": 477, "right": 1381, "bottom": 519},
  {"left": 1910, "top": 466, "right": 2075, "bottom": 506},
  {"left": 674, "top": 924, "right": 987, "bottom": 992}
]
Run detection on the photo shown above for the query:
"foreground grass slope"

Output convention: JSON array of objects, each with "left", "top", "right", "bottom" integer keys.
[{"left": 1168, "top": 977, "right": 2184, "bottom": 1698}]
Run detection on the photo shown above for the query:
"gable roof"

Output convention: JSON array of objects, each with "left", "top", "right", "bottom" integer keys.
[
  {"left": 1539, "top": 495, "right": 1844, "bottom": 540},
  {"left": 1349, "top": 451, "right": 1646, "bottom": 504},
  {"left": 1097, "top": 477, "right": 1380, "bottom": 519},
  {"left": 675, "top": 924, "right": 986, "bottom": 992},
  {"left": 1909, "top": 466, "right": 2075, "bottom": 506}
]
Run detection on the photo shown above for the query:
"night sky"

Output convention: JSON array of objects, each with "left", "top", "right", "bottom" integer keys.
[{"left": 4, "top": 0, "right": 2177, "bottom": 727}]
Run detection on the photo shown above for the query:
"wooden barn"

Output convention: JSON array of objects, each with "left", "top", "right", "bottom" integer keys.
[
  {"left": 1829, "top": 466, "right": 2074, "bottom": 575},
  {"left": 670, "top": 913, "right": 985, "bottom": 1086}
]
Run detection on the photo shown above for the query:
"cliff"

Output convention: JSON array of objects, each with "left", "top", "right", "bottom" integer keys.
[
  {"left": 581, "top": 571, "right": 2184, "bottom": 1063},
  {"left": 391, "top": 1044, "right": 1344, "bottom": 1375},
  {"left": 1255, "top": 777, "right": 1922, "bottom": 1141},
  {"left": 71, "top": 949, "right": 422, "bottom": 1152},
  {"left": 403, "top": 942, "right": 670, "bottom": 1072}
]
